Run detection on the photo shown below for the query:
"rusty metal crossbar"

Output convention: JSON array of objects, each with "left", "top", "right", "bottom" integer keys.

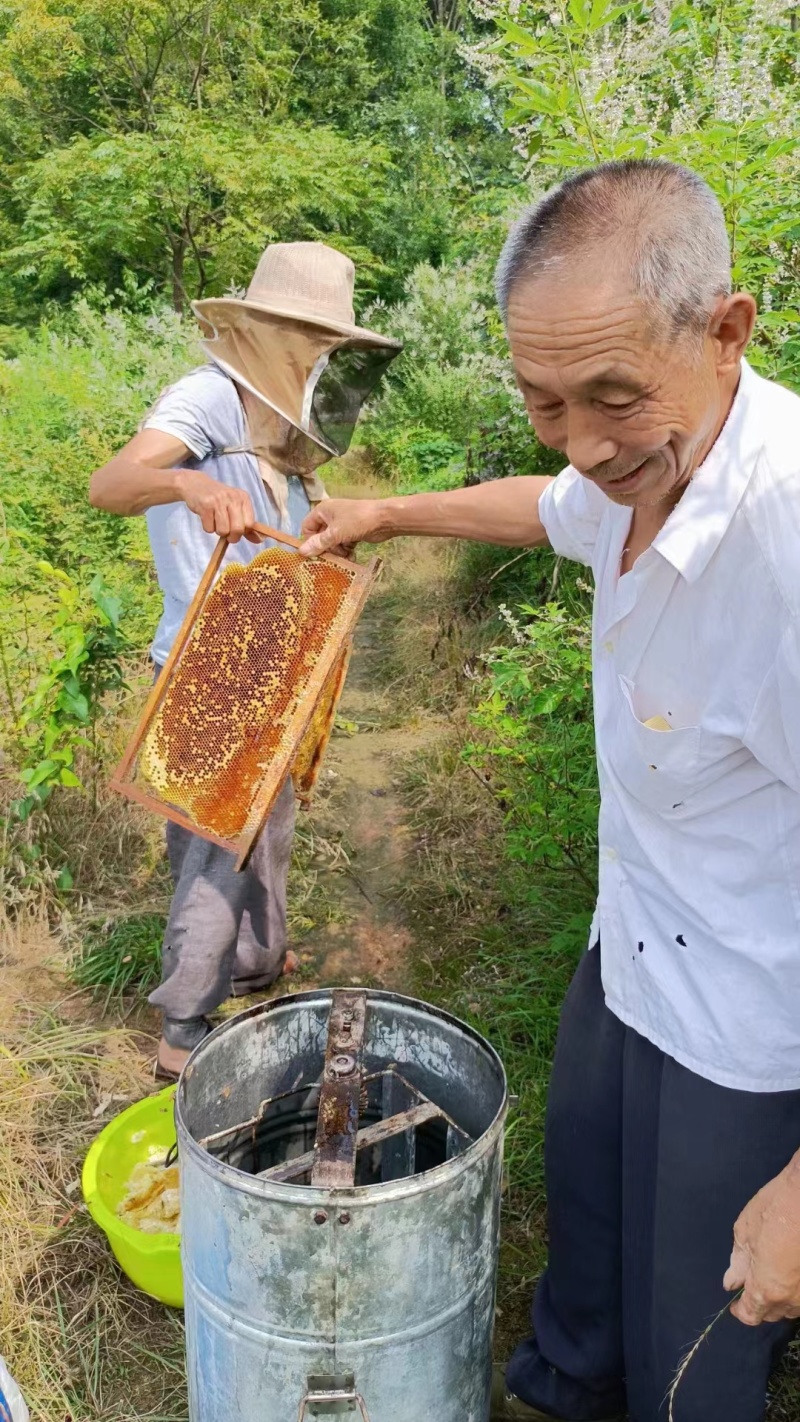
[{"left": 259, "top": 1101, "right": 443, "bottom": 1183}]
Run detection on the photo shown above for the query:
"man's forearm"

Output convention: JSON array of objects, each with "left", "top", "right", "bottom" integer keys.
[
  {"left": 89, "top": 457, "right": 188, "bottom": 516},
  {"left": 373, "top": 475, "right": 553, "bottom": 547}
]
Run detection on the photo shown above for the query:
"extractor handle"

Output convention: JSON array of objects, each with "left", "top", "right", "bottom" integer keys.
[{"left": 297, "top": 1373, "right": 370, "bottom": 1420}]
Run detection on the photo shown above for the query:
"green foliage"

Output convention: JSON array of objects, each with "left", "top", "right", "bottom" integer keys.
[
  {"left": 369, "top": 425, "right": 466, "bottom": 488},
  {"left": 474, "top": 0, "right": 800, "bottom": 386},
  {"left": 0, "top": 0, "right": 519, "bottom": 317},
  {"left": 363, "top": 259, "right": 554, "bottom": 486},
  {"left": 72, "top": 912, "right": 165, "bottom": 999},
  {"left": 10, "top": 565, "right": 128, "bottom": 825},
  {"left": 0, "top": 300, "right": 193, "bottom": 578},
  {"left": 7, "top": 120, "right": 390, "bottom": 314},
  {"left": 467, "top": 588, "right": 599, "bottom": 887}
]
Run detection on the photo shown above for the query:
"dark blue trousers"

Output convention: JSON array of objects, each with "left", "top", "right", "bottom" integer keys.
[{"left": 506, "top": 946, "right": 800, "bottom": 1422}]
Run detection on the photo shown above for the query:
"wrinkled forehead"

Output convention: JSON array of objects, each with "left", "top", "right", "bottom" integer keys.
[{"left": 505, "top": 267, "right": 668, "bottom": 394}]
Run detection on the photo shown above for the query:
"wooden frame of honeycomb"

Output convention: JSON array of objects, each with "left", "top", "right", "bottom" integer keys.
[{"left": 110, "top": 524, "right": 380, "bottom": 870}]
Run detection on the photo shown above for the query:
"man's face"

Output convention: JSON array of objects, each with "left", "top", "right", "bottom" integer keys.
[{"left": 507, "top": 268, "right": 726, "bottom": 508}]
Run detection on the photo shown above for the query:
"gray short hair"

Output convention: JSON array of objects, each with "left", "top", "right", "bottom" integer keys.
[{"left": 496, "top": 159, "right": 732, "bottom": 339}]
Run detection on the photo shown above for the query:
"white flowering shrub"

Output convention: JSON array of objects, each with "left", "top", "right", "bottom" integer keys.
[{"left": 466, "top": 0, "right": 800, "bottom": 387}]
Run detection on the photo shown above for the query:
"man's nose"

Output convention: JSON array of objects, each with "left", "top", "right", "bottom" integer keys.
[{"left": 565, "top": 412, "right": 619, "bottom": 474}]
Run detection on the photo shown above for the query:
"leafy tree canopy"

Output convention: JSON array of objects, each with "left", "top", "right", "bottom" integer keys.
[{"left": 0, "top": 0, "right": 520, "bottom": 317}]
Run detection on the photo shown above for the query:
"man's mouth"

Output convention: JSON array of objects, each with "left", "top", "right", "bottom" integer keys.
[{"left": 603, "top": 460, "right": 648, "bottom": 491}]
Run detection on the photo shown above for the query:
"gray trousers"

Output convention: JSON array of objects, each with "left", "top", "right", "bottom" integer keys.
[{"left": 148, "top": 778, "right": 296, "bottom": 1050}]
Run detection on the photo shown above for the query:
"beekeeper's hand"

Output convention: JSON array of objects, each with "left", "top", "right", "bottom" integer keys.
[
  {"left": 299, "top": 498, "right": 388, "bottom": 558},
  {"left": 724, "top": 1148, "right": 800, "bottom": 1325},
  {"left": 90, "top": 428, "right": 264, "bottom": 543},
  {"left": 177, "top": 469, "right": 262, "bottom": 544}
]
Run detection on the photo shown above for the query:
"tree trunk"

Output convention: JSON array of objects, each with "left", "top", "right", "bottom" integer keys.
[{"left": 170, "top": 236, "right": 188, "bottom": 313}]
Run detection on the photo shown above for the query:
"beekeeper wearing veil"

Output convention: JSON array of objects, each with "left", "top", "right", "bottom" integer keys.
[{"left": 90, "top": 242, "right": 401, "bottom": 1079}]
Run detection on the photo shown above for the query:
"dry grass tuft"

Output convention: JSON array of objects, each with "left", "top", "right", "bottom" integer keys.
[{"left": 0, "top": 909, "right": 185, "bottom": 1421}]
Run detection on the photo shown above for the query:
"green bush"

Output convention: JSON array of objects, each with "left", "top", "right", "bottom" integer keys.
[
  {"left": 466, "top": 585, "right": 598, "bottom": 892},
  {"left": 369, "top": 425, "right": 466, "bottom": 490},
  {"left": 363, "top": 258, "right": 552, "bottom": 489},
  {"left": 0, "top": 298, "right": 195, "bottom": 584}
]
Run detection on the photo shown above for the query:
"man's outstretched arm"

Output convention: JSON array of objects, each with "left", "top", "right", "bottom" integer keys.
[{"left": 299, "top": 475, "right": 554, "bottom": 557}]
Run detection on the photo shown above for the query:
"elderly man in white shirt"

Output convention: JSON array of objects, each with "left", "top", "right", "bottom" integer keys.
[{"left": 299, "top": 159, "right": 800, "bottom": 1422}]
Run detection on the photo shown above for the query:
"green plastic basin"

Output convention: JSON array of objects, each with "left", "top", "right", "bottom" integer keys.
[{"left": 81, "top": 1085, "right": 183, "bottom": 1309}]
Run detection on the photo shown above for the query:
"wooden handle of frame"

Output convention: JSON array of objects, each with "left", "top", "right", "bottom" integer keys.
[{"left": 250, "top": 521, "right": 364, "bottom": 574}]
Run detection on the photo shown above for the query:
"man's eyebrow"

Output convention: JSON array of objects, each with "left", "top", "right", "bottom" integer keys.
[
  {"left": 583, "top": 371, "right": 647, "bottom": 394},
  {"left": 517, "top": 369, "right": 650, "bottom": 397}
]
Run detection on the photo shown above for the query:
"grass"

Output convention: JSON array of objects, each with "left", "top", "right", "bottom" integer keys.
[
  {"left": 0, "top": 909, "right": 186, "bottom": 1421},
  {"left": 72, "top": 913, "right": 166, "bottom": 1001}
]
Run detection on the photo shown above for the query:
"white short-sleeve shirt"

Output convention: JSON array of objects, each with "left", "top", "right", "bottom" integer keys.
[
  {"left": 538, "top": 359, "right": 800, "bottom": 1091},
  {"left": 142, "top": 364, "right": 312, "bottom": 665}
]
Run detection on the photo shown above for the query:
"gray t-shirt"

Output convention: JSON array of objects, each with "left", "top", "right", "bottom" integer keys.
[{"left": 143, "top": 364, "right": 312, "bottom": 664}]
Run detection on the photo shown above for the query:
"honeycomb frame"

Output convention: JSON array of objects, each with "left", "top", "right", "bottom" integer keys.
[{"left": 110, "top": 524, "right": 380, "bottom": 870}]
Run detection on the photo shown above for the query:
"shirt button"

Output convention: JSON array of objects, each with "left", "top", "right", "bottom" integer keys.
[
  {"left": 602, "top": 847, "right": 618, "bottom": 862},
  {"left": 603, "top": 640, "right": 614, "bottom": 653}
]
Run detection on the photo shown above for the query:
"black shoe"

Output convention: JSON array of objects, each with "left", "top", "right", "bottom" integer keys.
[
  {"left": 491, "top": 1368, "right": 566, "bottom": 1421},
  {"left": 490, "top": 1367, "right": 625, "bottom": 1422}
]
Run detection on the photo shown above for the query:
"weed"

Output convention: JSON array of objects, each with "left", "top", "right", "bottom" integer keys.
[{"left": 72, "top": 914, "right": 165, "bottom": 1001}]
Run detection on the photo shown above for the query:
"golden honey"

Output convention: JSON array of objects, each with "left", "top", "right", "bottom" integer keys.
[{"left": 138, "top": 547, "right": 355, "bottom": 839}]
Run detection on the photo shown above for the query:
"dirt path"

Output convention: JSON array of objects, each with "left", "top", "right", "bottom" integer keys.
[{"left": 294, "top": 477, "right": 444, "bottom": 992}]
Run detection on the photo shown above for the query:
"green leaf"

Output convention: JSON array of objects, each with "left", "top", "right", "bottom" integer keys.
[
  {"left": 568, "top": 0, "right": 592, "bottom": 28},
  {"left": 59, "top": 768, "right": 82, "bottom": 787},
  {"left": 26, "top": 758, "right": 58, "bottom": 788},
  {"left": 512, "top": 77, "right": 569, "bottom": 117},
  {"left": 56, "top": 865, "right": 74, "bottom": 891}
]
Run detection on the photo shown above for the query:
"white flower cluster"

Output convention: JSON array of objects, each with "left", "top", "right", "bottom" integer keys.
[
  {"left": 498, "top": 603, "right": 533, "bottom": 646},
  {"left": 466, "top": 0, "right": 800, "bottom": 159}
]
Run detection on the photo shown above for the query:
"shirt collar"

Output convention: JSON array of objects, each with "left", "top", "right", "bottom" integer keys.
[{"left": 652, "top": 358, "right": 763, "bottom": 584}]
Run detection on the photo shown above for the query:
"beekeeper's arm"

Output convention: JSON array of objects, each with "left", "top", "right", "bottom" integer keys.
[{"left": 89, "top": 429, "right": 259, "bottom": 544}]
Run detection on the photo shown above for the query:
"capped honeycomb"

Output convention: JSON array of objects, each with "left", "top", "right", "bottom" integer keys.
[
  {"left": 292, "top": 642, "right": 351, "bottom": 800},
  {"left": 137, "top": 546, "right": 357, "bottom": 842}
]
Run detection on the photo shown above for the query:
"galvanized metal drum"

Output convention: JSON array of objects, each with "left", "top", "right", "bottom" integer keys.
[{"left": 176, "top": 988, "right": 508, "bottom": 1422}]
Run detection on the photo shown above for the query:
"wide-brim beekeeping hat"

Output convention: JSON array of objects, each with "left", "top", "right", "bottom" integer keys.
[
  {"left": 195, "top": 241, "right": 398, "bottom": 347},
  {"left": 192, "top": 242, "right": 402, "bottom": 465}
]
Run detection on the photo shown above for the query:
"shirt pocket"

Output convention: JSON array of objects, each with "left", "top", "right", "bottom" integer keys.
[{"left": 610, "top": 675, "right": 702, "bottom": 814}]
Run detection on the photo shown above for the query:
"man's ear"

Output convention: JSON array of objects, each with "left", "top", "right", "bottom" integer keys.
[{"left": 709, "top": 292, "right": 757, "bottom": 374}]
